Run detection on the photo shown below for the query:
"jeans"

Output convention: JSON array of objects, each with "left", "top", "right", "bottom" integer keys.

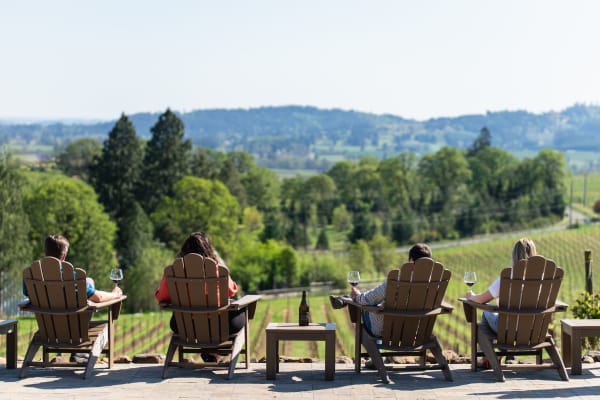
[{"left": 482, "top": 311, "right": 499, "bottom": 333}]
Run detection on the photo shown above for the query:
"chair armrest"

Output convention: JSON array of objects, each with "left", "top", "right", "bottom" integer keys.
[
  {"left": 88, "top": 295, "right": 127, "bottom": 311},
  {"left": 441, "top": 301, "right": 454, "bottom": 313},
  {"left": 18, "top": 299, "right": 31, "bottom": 310},
  {"left": 458, "top": 297, "right": 498, "bottom": 312},
  {"left": 230, "top": 294, "right": 261, "bottom": 320},
  {"left": 555, "top": 300, "right": 568, "bottom": 312}
]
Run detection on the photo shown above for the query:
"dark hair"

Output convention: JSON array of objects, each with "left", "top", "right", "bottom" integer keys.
[
  {"left": 44, "top": 235, "right": 70, "bottom": 259},
  {"left": 177, "top": 232, "right": 218, "bottom": 260},
  {"left": 408, "top": 243, "right": 432, "bottom": 261}
]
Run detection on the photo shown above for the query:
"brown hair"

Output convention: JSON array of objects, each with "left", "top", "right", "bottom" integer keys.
[
  {"left": 177, "top": 232, "right": 218, "bottom": 260},
  {"left": 408, "top": 243, "right": 432, "bottom": 261},
  {"left": 44, "top": 235, "right": 70, "bottom": 259}
]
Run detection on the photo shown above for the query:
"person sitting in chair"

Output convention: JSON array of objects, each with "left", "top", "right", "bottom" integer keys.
[
  {"left": 345, "top": 243, "right": 433, "bottom": 337},
  {"left": 24, "top": 234, "right": 122, "bottom": 302}
]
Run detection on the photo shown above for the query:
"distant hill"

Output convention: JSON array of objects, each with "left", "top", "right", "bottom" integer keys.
[{"left": 2, "top": 104, "right": 600, "bottom": 172}]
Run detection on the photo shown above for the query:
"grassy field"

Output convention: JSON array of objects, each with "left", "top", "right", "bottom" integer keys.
[{"left": 3, "top": 224, "right": 600, "bottom": 363}]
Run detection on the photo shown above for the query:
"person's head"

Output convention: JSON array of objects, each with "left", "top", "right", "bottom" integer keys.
[
  {"left": 177, "top": 231, "right": 218, "bottom": 260},
  {"left": 44, "top": 235, "right": 70, "bottom": 261},
  {"left": 512, "top": 237, "right": 537, "bottom": 266},
  {"left": 408, "top": 243, "right": 432, "bottom": 262}
]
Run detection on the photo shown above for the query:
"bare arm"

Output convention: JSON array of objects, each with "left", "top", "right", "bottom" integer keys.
[
  {"left": 466, "top": 289, "right": 493, "bottom": 304},
  {"left": 89, "top": 286, "right": 122, "bottom": 302}
]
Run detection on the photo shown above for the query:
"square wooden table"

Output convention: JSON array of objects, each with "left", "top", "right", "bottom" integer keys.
[
  {"left": 266, "top": 322, "right": 336, "bottom": 380},
  {"left": 561, "top": 319, "right": 600, "bottom": 375},
  {"left": 0, "top": 320, "right": 17, "bottom": 369}
]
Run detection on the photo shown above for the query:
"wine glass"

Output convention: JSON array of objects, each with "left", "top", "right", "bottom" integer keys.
[
  {"left": 463, "top": 271, "right": 477, "bottom": 288},
  {"left": 109, "top": 268, "right": 123, "bottom": 288},
  {"left": 347, "top": 271, "right": 361, "bottom": 287}
]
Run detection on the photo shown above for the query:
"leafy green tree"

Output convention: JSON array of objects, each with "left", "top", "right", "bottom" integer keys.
[
  {"left": 347, "top": 240, "right": 375, "bottom": 279},
  {"left": 332, "top": 204, "right": 351, "bottom": 231},
  {"left": 368, "top": 234, "right": 399, "bottom": 274},
  {"left": 56, "top": 138, "right": 102, "bottom": 182},
  {"left": 23, "top": 176, "right": 117, "bottom": 288},
  {"left": 151, "top": 176, "right": 240, "bottom": 255},
  {"left": 0, "top": 153, "right": 32, "bottom": 283},
  {"left": 117, "top": 201, "right": 155, "bottom": 268},
  {"left": 348, "top": 205, "right": 377, "bottom": 243},
  {"left": 137, "top": 109, "right": 192, "bottom": 214},
  {"left": 190, "top": 146, "right": 226, "bottom": 180},
  {"left": 124, "top": 244, "right": 173, "bottom": 312}
]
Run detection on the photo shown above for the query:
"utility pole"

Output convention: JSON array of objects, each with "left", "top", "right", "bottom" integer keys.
[{"left": 569, "top": 179, "right": 573, "bottom": 226}]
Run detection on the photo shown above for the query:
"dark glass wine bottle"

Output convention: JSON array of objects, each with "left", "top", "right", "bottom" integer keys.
[{"left": 299, "top": 290, "right": 310, "bottom": 326}]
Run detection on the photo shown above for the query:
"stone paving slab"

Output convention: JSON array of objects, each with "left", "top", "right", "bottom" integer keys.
[{"left": 1, "top": 362, "right": 600, "bottom": 400}]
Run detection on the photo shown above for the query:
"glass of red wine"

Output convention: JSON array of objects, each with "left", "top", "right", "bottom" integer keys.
[
  {"left": 464, "top": 271, "right": 477, "bottom": 288},
  {"left": 110, "top": 268, "right": 123, "bottom": 288},
  {"left": 347, "top": 271, "right": 360, "bottom": 287}
]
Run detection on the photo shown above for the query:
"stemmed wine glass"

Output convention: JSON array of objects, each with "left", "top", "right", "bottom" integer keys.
[
  {"left": 109, "top": 268, "right": 123, "bottom": 288},
  {"left": 347, "top": 271, "right": 361, "bottom": 287},
  {"left": 463, "top": 271, "right": 477, "bottom": 288}
]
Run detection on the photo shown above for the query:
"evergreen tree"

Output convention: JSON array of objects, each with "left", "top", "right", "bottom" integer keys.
[
  {"left": 137, "top": 109, "right": 192, "bottom": 214},
  {"left": 315, "top": 228, "right": 330, "bottom": 250},
  {"left": 92, "top": 114, "right": 143, "bottom": 219},
  {"left": 91, "top": 114, "right": 144, "bottom": 260}
]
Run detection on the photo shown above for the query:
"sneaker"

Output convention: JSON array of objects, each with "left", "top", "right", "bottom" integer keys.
[
  {"left": 329, "top": 295, "right": 346, "bottom": 309},
  {"left": 70, "top": 353, "right": 90, "bottom": 363}
]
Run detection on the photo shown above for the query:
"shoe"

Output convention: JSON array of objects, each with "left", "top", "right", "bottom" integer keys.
[
  {"left": 70, "top": 353, "right": 90, "bottom": 363},
  {"left": 329, "top": 295, "right": 346, "bottom": 309},
  {"left": 201, "top": 353, "right": 217, "bottom": 363},
  {"left": 365, "top": 359, "right": 377, "bottom": 370}
]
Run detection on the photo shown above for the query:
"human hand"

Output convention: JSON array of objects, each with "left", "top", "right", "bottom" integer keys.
[
  {"left": 466, "top": 290, "right": 474, "bottom": 300},
  {"left": 350, "top": 286, "right": 361, "bottom": 300},
  {"left": 112, "top": 286, "right": 123, "bottom": 297}
]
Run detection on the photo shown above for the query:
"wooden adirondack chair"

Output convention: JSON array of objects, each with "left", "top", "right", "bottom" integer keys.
[
  {"left": 20, "top": 256, "right": 121, "bottom": 379},
  {"left": 340, "top": 257, "right": 453, "bottom": 384},
  {"left": 160, "top": 253, "right": 260, "bottom": 379},
  {"left": 460, "top": 255, "right": 569, "bottom": 382}
]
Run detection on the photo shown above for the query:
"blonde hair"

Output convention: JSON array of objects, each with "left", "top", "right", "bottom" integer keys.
[{"left": 512, "top": 238, "right": 537, "bottom": 266}]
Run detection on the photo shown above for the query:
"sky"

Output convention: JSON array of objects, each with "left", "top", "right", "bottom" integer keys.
[{"left": 1, "top": 0, "right": 600, "bottom": 121}]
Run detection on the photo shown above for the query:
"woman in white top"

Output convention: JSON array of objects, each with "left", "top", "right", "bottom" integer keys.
[{"left": 466, "top": 237, "right": 537, "bottom": 333}]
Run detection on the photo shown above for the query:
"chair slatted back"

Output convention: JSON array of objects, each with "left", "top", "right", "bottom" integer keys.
[
  {"left": 23, "top": 257, "right": 90, "bottom": 343},
  {"left": 497, "top": 255, "right": 563, "bottom": 346},
  {"left": 381, "top": 258, "right": 451, "bottom": 347},
  {"left": 165, "top": 253, "right": 230, "bottom": 344}
]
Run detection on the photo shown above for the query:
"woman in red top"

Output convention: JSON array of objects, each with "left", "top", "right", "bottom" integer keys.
[{"left": 155, "top": 232, "right": 244, "bottom": 339}]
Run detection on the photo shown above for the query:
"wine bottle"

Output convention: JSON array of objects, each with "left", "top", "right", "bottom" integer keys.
[{"left": 299, "top": 290, "right": 310, "bottom": 326}]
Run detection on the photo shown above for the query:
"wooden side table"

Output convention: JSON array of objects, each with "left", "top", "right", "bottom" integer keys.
[
  {"left": 0, "top": 320, "right": 17, "bottom": 369},
  {"left": 266, "top": 322, "right": 336, "bottom": 380},
  {"left": 561, "top": 319, "right": 600, "bottom": 375}
]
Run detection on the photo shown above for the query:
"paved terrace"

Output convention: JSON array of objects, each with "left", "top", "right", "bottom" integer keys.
[{"left": 1, "top": 361, "right": 600, "bottom": 400}]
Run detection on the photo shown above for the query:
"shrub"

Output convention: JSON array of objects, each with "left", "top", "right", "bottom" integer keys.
[{"left": 571, "top": 291, "right": 600, "bottom": 349}]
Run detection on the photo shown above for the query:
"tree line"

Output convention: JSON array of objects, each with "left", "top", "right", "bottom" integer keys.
[{"left": 0, "top": 113, "right": 568, "bottom": 313}]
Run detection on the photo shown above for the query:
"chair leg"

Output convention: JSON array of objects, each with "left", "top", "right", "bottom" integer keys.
[
  {"left": 162, "top": 337, "right": 178, "bottom": 379},
  {"left": 19, "top": 342, "right": 41, "bottom": 379},
  {"left": 546, "top": 338, "right": 569, "bottom": 381},
  {"left": 84, "top": 324, "right": 108, "bottom": 379},
  {"left": 361, "top": 327, "right": 391, "bottom": 384},
  {"left": 477, "top": 323, "right": 504, "bottom": 382},
  {"left": 227, "top": 327, "right": 245, "bottom": 380},
  {"left": 430, "top": 336, "right": 453, "bottom": 381}
]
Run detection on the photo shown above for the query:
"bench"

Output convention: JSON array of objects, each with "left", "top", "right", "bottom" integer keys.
[
  {"left": 561, "top": 319, "right": 600, "bottom": 375},
  {"left": 0, "top": 320, "right": 17, "bottom": 369}
]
